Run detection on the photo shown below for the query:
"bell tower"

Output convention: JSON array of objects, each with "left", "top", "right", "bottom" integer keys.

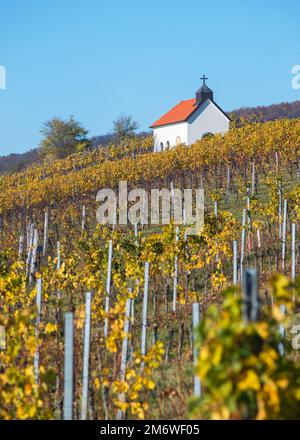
[{"left": 195, "top": 75, "right": 214, "bottom": 105}]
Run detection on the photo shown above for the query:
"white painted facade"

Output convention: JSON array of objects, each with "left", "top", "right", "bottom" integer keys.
[
  {"left": 153, "top": 99, "right": 230, "bottom": 152},
  {"left": 153, "top": 121, "right": 188, "bottom": 152}
]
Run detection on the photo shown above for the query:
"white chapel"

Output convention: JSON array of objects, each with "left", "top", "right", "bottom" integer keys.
[{"left": 150, "top": 76, "right": 230, "bottom": 152}]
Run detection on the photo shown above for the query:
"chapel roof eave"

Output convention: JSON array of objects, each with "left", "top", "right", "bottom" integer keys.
[{"left": 150, "top": 98, "right": 231, "bottom": 129}]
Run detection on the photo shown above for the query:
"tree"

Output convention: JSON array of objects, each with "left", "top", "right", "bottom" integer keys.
[
  {"left": 112, "top": 114, "right": 138, "bottom": 141},
  {"left": 39, "top": 116, "right": 90, "bottom": 161}
]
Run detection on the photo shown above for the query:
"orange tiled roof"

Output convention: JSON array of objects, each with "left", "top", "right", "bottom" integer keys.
[{"left": 150, "top": 98, "right": 197, "bottom": 128}]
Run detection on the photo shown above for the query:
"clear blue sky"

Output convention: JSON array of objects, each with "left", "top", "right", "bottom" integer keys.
[{"left": 0, "top": 0, "right": 299, "bottom": 155}]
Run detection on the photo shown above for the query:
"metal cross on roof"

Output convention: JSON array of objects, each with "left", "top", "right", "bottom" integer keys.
[{"left": 201, "top": 74, "right": 208, "bottom": 85}]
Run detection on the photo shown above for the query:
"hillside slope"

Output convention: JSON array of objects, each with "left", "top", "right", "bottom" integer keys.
[
  {"left": 1, "top": 100, "right": 300, "bottom": 175},
  {"left": 0, "top": 118, "right": 299, "bottom": 216},
  {"left": 231, "top": 100, "right": 300, "bottom": 122},
  {"left": 0, "top": 117, "right": 300, "bottom": 420}
]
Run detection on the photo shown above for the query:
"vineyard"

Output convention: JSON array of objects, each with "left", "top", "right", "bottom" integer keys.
[{"left": 1, "top": 118, "right": 300, "bottom": 420}]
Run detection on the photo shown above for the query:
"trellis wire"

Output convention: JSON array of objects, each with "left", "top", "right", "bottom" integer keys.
[
  {"left": 34, "top": 278, "right": 42, "bottom": 384},
  {"left": 192, "top": 302, "right": 201, "bottom": 397},
  {"left": 104, "top": 240, "right": 113, "bottom": 338},
  {"left": 63, "top": 312, "right": 74, "bottom": 420},
  {"left": 81, "top": 291, "right": 92, "bottom": 420},
  {"left": 117, "top": 297, "right": 132, "bottom": 420},
  {"left": 141, "top": 261, "right": 150, "bottom": 370}
]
